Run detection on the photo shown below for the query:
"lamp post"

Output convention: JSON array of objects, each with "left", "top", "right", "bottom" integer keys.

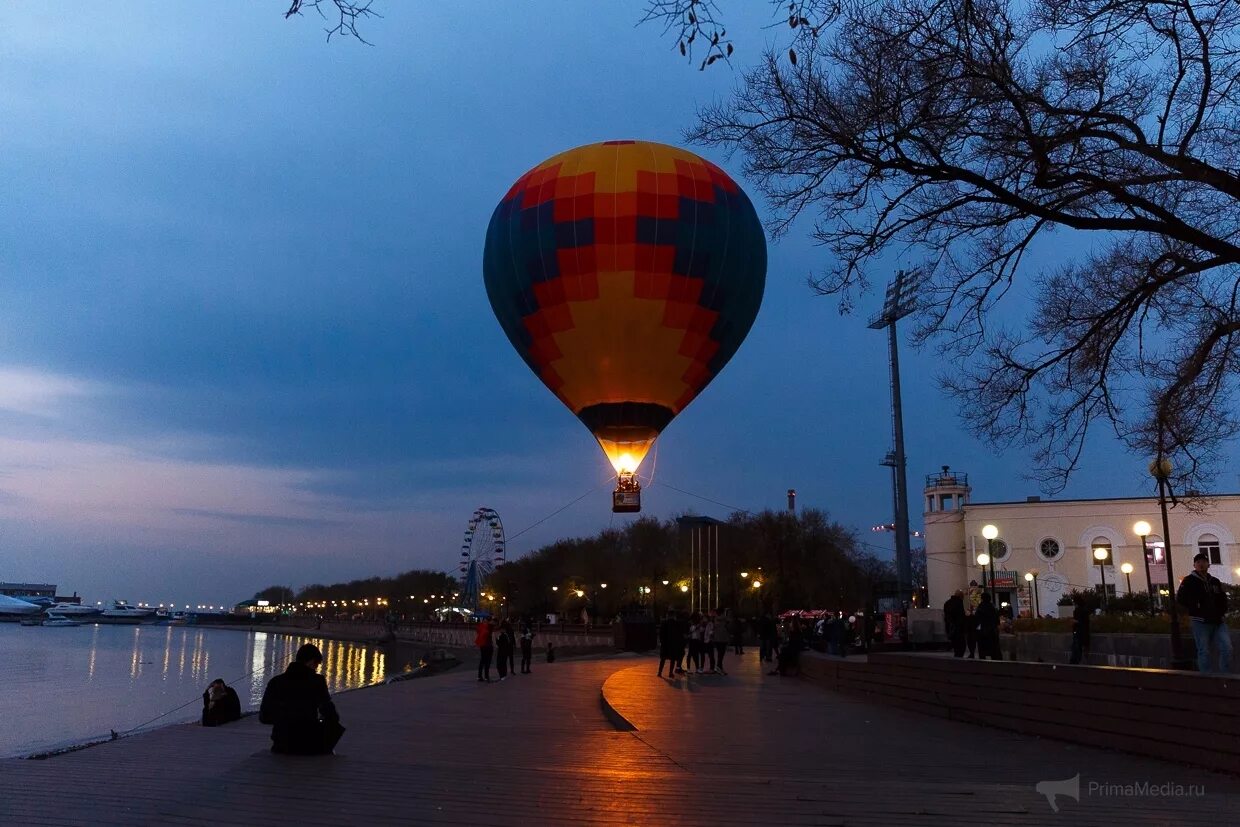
[
  {"left": 976, "top": 553, "right": 992, "bottom": 598},
  {"left": 1120, "top": 562, "right": 1134, "bottom": 596},
  {"left": 1024, "top": 571, "right": 1039, "bottom": 618},
  {"left": 981, "top": 524, "right": 999, "bottom": 599},
  {"left": 1093, "top": 547, "right": 1110, "bottom": 609},
  {"left": 1133, "top": 520, "right": 1155, "bottom": 615},
  {"left": 1150, "top": 457, "right": 1184, "bottom": 666}
]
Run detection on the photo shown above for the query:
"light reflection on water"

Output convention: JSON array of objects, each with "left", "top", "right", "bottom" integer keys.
[{"left": 0, "top": 623, "right": 392, "bottom": 757}]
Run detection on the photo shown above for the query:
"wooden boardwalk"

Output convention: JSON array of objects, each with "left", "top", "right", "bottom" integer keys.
[{"left": 3, "top": 650, "right": 1239, "bottom": 825}]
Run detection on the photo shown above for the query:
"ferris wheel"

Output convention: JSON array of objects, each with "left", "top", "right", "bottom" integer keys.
[{"left": 458, "top": 507, "right": 506, "bottom": 611}]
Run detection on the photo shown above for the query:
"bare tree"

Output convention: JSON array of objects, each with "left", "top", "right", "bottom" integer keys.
[
  {"left": 284, "top": 0, "right": 378, "bottom": 43},
  {"left": 681, "top": 0, "right": 1240, "bottom": 493}
]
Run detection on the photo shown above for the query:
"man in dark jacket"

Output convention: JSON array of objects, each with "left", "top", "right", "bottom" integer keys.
[
  {"left": 657, "top": 610, "right": 682, "bottom": 678},
  {"left": 1177, "top": 553, "right": 1232, "bottom": 674},
  {"left": 259, "top": 643, "right": 343, "bottom": 754},
  {"left": 975, "top": 593, "right": 1001, "bottom": 660},
  {"left": 202, "top": 678, "right": 242, "bottom": 727},
  {"left": 943, "top": 591, "right": 967, "bottom": 658}
]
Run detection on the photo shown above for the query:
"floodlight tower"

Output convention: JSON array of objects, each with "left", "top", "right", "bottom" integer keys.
[{"left": 868, "top": 270, "right": 919, "bottom": 606}]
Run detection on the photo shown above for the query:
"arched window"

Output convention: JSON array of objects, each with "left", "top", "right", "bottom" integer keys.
[
  {"left": 1145, "top": 535, "right": 1166, "bottom": 564},
  {"left": 1090, "top": 538, "right": 1113, "bottom": 566},
  {"left": 1198, "top": 534, "right": 1222, "bottom": 565}
]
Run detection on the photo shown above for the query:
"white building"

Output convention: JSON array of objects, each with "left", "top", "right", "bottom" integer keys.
[{"left": 923, "top": 467, "right": 1240, "bottom": 616}]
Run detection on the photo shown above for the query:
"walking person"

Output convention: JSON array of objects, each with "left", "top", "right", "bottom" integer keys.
[
  {"left": 702, "top": 614, "right": 717, "bottom": 672},
  {"left": 519, "top": 617, "right": 535, "bottom": 674},
  {"left": 495, "top": 620, "right": 514, "bottom": 681},
  {"left": 943, "top": 590, "right": 967, "bottom": 658},
  {"left": 475, "top": 618, "right": 494, "bottom": 682},
  {"left": 687, "top": 613, "right": 704, "bottom": 672},
  {"left": 712, "top": 611, "right": 729, "bottom": 675},
  {"left": 657, "top": 610, "right": 682, "bottom": 678},
  {"left": 729, "top": 612, "right": 745, "bottom": 655},
  {"left": 1177, "top": 552, "right": 1233, "bottom": 674},
  {"left": 758, "top": 612, "right": 777, "bottom": 663},
  {"left": 975, "top": 592, "right": 1001, "bottom": 661}
]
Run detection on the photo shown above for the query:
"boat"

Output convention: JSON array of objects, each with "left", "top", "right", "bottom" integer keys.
[
  {"left": 44, "top": 602, "right": 102, "bottom": 618},
  {"left": 0, "top": 594, "right": 44, "bottom": 621},
  {"left": 96, "top": 600, "right": 157, "bottom": 624},
  {"left": 42, "top": 614, "right": 83, "bottom": 627}
]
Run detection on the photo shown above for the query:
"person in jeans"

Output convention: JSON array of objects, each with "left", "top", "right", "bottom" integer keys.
[{"left": 1177, "top": 552, "right": 1232, "bottom": 674}]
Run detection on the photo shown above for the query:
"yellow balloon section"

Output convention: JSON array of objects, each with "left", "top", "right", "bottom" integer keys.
[{"left": 483, "top": 140, "right": 767, "bottom": 474}]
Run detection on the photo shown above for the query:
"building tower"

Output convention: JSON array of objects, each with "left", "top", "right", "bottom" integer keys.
[{"left": 923, "top": 466, "right": 971, "bottom": 605}]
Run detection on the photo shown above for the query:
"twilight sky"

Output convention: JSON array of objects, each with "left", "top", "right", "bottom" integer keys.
[{"left": 2, "top": 2, "right": 1234, "bottom": 605}]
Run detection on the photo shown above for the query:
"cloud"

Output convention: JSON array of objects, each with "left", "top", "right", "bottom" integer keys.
[
  {"left": 167, "top": 508, "right": 345, "bottom": 529},
  {"left": 0, "top": 367, "right": 95, "bottom": 418}
]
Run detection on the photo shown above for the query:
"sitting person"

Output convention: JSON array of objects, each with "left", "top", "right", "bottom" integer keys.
[
  {"left": 201, "top": 678, "right": 242, "bottom": 727},
  {"left": 259, "top": 643, "right": 344, "bottom": 754}
]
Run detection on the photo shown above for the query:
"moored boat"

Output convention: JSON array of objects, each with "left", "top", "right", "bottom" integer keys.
[
  {"left": 96, "top": 600, "right": 157, "bottom": 624},
  {"left": 42, "top": 614, "right": 83, "bottom": 627},
  {"left": 0, "top": 594, "right": 44, "bottom": 621}
]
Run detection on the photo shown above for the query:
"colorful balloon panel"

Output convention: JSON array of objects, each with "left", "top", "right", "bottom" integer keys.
[{"left": 483, "top": 140, "right": 766, "bottom": 473}]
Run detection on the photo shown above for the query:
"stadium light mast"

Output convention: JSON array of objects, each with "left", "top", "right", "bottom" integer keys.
[{"left": 868, "top": 270, "right": 920, "bottom": 606}]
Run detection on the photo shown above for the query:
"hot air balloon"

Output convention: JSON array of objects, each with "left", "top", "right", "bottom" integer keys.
[{"left": 483, "top": 140, "right": 766, "bottom": 512}]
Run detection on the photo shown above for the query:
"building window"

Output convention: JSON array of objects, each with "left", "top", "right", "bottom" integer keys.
[
  {"left": 1145, "top": 536, "right": 1166, "bottom": 563},
  {"left": 1198, "top": 534, "right": 1222, "bottom": 565},
  {"left": 926, "top": 496, "right": 936, "bottom": 513},
  {"left": 941, "top": 493, "right": 954, "bottom": 511},
  {"left": 986, "top": 538, "right": 1010, "bottom": 562},
  {"left": 1090, "top": 538, "right": 1113, "bottom": 566},
  {"left": 1038, "top": 538, "right": 1062, "bottom": 561}
]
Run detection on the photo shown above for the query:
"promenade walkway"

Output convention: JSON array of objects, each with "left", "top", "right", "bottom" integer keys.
[{"left": 2, "top": 650, "right": 1238, "bottom": 825}]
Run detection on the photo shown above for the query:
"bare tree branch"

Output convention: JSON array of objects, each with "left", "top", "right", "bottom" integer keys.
[{"left": 687, "top": 0, "right": 1240, "bottom": 493}]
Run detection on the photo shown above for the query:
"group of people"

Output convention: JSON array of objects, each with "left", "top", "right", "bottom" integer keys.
[
  {"left": 656, "top": 610, "right": 808, "bottom": 677},
  {"left": 656, "top": 609, "right": 740, "bottom": 676},
  {"left": 474, "top": 616, "right": 540, "bottom": 681},
  {"left": 942, "top": 583, "right": 1002, "bottom": 660}
]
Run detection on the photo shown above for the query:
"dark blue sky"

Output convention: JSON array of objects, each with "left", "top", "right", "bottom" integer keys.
[{"left": 2, "top": 2, "right": 1231, "bottom": 605}]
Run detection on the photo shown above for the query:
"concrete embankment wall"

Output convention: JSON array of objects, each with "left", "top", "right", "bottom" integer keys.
[
  {"left": 802, "top": 652, "right": 1240, "bottom": 774},
  {"left": 1011, "top": 630, "right": 1232, "bottom": 669}
]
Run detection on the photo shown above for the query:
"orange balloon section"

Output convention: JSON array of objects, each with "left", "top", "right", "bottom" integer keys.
[{"left": 483, "top": 140, "right": 766, "bottom": 479}]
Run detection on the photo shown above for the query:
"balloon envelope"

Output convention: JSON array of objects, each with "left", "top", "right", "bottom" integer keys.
[{"left": 483, "top": 140, "right": 766, "bottom": 473}]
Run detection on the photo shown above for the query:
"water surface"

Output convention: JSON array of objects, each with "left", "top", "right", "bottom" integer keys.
[{"left": 0, "top": 623, "right": 402, "bottom": 757}]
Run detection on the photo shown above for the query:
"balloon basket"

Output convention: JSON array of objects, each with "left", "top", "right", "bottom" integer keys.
[{"left": 612, "top": 473, "right": 641, "bottom": 513}]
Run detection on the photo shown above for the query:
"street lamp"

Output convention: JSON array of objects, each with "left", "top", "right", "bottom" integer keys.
[
  {"left": 1024, "top": 571, "right": 1039, "bottom": 617},
  {"left": 981, "top": 524, "right": 999, "bottom": 598},
  {"left": 1133, "top": 520, "right": 1155, "bottom": 615},
  {"left": 976, "top": 552, "right": 992, "bottom": 598},
  {"left": 1093, "top": 547, "right": 1110, "bottom": 609},
  {"left": 1150, "top": 457, "right": 1185, "bottom": 667},
  {"left": 1120, "top": 562, "right": 1134, "bottom": 596},
  {"left": 740, "top": 571, "right": 749, "bottom": 579},
  {"left": 751, "top": 579, "right": 762, "bottom": 589}
]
